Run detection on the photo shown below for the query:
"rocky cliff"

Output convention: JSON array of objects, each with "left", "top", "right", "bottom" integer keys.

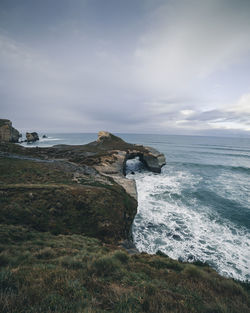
[
  {"left": 0, "top": 119, "right": 20, "bottom": 142},
  {"left": 1, "top": 129, "right": 249, "bottom": 313},
  {"left": 0, "top": 131, "right": 165, "bottom": 243}
]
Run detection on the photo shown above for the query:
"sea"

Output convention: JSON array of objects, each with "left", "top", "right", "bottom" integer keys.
[{"left": 20, "top": 133, "right": 250, "bottom": 281}]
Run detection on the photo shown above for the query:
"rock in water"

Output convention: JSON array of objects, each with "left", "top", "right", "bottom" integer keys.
[
  {"left": 0, "top": 119, "right": 21, "bottom": 143},
  {"left": 26, "top": 132, "right": 39, "bottom": 142}
]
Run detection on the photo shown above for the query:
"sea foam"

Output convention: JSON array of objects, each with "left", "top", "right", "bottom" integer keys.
[{"left": 127, "top": 160, "right": 250, "bottom": 281}]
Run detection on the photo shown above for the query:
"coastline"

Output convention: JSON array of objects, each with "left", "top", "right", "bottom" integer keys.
[{"left": 0, "top": 128, "right": 249, "bottom": 312}]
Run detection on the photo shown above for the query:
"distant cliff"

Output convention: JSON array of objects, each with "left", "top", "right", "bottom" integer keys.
[{"left": 0, "top": 119, "right": 20, "bottom": 142}]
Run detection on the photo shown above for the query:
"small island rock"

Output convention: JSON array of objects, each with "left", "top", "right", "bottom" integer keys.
[{"left": 26, "top": 132, "right": 39, "bottom": 142}]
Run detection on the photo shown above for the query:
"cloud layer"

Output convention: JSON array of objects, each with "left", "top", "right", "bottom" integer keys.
[{"left": 0, "top": 0, "right": 250, "bottom": 135}]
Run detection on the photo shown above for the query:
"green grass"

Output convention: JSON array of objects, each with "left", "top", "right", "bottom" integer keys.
[
  {"left": 0, "top": 158, "right": 74, "bottom": 185},
  {"left": 0, "top": 144, "right": 249, "bottom": 312},
  {"left": 0, "top": 225, "right": 249, "bottom": 313},
  {"left": 0, "top": 157, "right": 137, "bottom": 243}
]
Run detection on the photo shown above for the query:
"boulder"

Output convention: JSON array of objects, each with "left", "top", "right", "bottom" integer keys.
[
  {"left": 26, "top": 132, "right": 39, "bottom": 142},
  {"left": 0, "top": 119, "right": 21, "bottom": 143}
]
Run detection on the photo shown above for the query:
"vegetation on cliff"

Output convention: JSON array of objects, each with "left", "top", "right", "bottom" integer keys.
[
  {"left": 0, "top": 132, "right": 249, "bottom": 312},
  {"left": 0, "top": 224, "right": 249, "bottom": 313},
  {"left": 0, "top": 156, "right": 136, "bottom": 243}
]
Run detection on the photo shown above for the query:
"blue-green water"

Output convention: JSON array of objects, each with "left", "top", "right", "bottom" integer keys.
[{"left": 21, "top": 133, "right": 250, "bottom": 281}]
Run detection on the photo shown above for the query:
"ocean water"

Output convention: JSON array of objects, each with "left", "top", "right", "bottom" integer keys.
[{"left": 20, "top": 133, "right": 250, "bottom": 281}]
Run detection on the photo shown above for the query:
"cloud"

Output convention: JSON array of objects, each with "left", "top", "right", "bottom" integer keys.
[
  {"left": 172, "top": 93, "right": 250, "bottom": 132},
  {"left": 230, "top": 93, "right": 250, "bottom": 114},
  {"left": 134, "top": 0, "right": 250, "bottom": 96},
  {"left": 0, "top": 0, "right": 250, "bottom": 135}
]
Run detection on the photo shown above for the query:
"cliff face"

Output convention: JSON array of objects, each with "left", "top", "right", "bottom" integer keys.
[
  {"left": 1, "top": 131, "right": 249, "bottom": 313},
  {"left": 0, "top": 131, "right": 165, "bottom": 243},
  {"left": 0, "top": 119, "right": 20, "bottom": 142}
]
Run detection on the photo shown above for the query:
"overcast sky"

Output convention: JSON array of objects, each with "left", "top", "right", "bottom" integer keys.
[{"left": 0, "top": 0, "right": 250, "bottom": 136}]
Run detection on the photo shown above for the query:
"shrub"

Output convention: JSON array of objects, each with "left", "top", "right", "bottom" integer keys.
[
  {"left": 144, "top": 283, "right": 157, "bottom": 296},
  {"left": 156, "top": 250, "right": 169, "bottom": 257},
  {"left": 35, "top": 247, "right": 56, "bottom": 259},
  {"left": 0, "top": 269, "right": 18, "bottom": 293},
  {"left": 219, "top": 279, "right": 246, "bottom": 297},
  {"left": 193, "top": 260, "right": 210, "bottom": 267},
  {"left": 90, "top": 255, "right": 119, "bottom": 277},
  {"left": 183, "top": 265, "right": 206, "bottom": 279},
  {"left": 0, "top": 253, "right": 10, "bottom": 267},
  {"left": 113, "top": 250, "right": 129, "bottom": 263},
  {"left": 61, "top": 256, "right": 85, "bottom": 269},
  {"left": 165, "top": 260, "right": 183, "bottom": 272},
  {"left": 149, "top": 258, "right": 170, "bottom": 270}
]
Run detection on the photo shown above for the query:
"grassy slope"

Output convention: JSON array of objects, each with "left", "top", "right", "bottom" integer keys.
[
  {"left": 0, "top": 146, "right": 249, "bottom": 312},
  {"left": 0, "top": 225, "right": 249, "bottom": 313},
  {"left": 0, "top": 157, "right": 136, "bottom": 242}
]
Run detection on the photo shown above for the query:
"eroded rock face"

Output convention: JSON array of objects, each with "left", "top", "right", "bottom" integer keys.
[
  {"left": 0, "top": 131, "right": 165, "bottom": 243},
  {"left": 77, "top": 131, "right": 165, "bottom": 199},
  {"left": 140, "top": 146, "right": 167, "bottom": 173},
  {"left": 97, "top": 131, "right": 113, "bottom": 142},
  {"left": 0, "top": 119, "right": 21, "bottom": 143},
  {"left": 26, "top": 132, "right": 39, "bottom": 142},
  {"left": 1, "top": 131, "right": 165, "bottom": 200},
  {"left": 95, "top": 131, "right": 166, "bottom": 173}
]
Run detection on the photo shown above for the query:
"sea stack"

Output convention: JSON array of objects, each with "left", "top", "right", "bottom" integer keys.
[{"left": 26, "top": 132, "right": 39, "bottom": 142}]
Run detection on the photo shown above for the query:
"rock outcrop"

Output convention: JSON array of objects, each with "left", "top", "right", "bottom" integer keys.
[
  {"left": 26, "top": 132, "right": 39, "bottom": 142},
  {"left": 92, "top": 131, "right": 166, "bottom": 173},
  {"left": 0, "top": 133, "right": 248, "bottom": 313},
  {"left": 0, "top": 131, "right": 165, "bottom": 243},
  {"left": 88, "top": 131, "right": 166, "bottom": 199},
  {"left": 0, "top": 119, "right": 21, "bottom": 143}
]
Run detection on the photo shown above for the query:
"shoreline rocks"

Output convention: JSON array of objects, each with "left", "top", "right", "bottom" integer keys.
[{"left": 26, "top": 132, "right": 39, "bottom": 142}]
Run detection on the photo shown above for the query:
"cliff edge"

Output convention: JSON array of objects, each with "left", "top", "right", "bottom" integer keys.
[
  {"left": 0, "top": 130, "right": 165, "bottom": 243},
  {"left": 0, "top": 119, "right": 20, "bottom": 143},
  {"left": 0, "top": 126, "right": 249, "bottom": 313}
]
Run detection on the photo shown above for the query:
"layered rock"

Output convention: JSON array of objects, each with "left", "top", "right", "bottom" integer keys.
[
  {"left": 0, "top": 119, "right": 21, "bottom": 143},
  {"left": 90, "top": 131, "right": 166, "bottom": 173},
  {"left": 88, "top": 131, "right": 166, "bottom": 198}
]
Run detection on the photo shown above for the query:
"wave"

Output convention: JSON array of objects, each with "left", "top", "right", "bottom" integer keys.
[
  {"left": 187, "top": 189, "right": 250, "bottom": 230},
  {"left": 39, "top": 137, "right": 62, "bottom": 142},
  {"left": 187, "top": 150, "right": 250, "bottom": 159},
  {"left": 130, "top": 170, "right": 250, "bottom": 281},
  {"left": 168, "top": 161, "right": 250, "bottom": 174}
]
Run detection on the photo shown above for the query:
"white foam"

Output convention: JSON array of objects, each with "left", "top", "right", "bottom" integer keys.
[
  {"left": 19, "top": 136, "right": 62, "bottom": 147},
  {"left": 128, "top": 169, "right": 250, "bottom": 281},
  {"left": 39, "top": 137, "right": 62, "bottom": 142}
]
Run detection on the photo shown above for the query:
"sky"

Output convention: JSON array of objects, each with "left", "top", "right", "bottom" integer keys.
[{"left": 0, "top": 0, "right": 250, "bottom": 136}]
